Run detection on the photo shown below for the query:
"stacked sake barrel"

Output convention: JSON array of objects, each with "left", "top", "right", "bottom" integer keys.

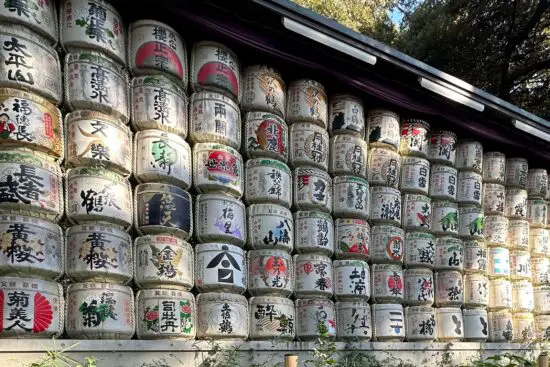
[{"left": 0, "top": 2, "right": 65, "bottom": 339}]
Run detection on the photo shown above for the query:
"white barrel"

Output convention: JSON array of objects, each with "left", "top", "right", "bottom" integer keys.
[
  {"left": 434, "top": 270, "right": 463, "bottom": 307},
  {"left": 244, "top": 158, "right": 292, "bottom": 208},
  {"left": 366, "top": 109, "right": 400, "bottom": 151},
  {"left": 371, "top": 264, "right": 404, "bottom": 304},
  {"left": 427, "top": 130, "right": 457, "bottom": 166},
  {"left": 508, "top": 220, "right": 529, "bottom": 250},
  {"left": 483, "top": 152, "right": 506, "bottom": 184},
  {"left": 532, "top": 258, "right": 550, "bottom": 286},
  {"left": 367, "top": 148, "right": 401, "bottom": 188},
  {"left": 189, "top": 91, "right": 241, "bottom": 149},
  {"left": 505, "top": 188, "right": 528, "bottom": 219},
  {"left": 457, "top": 171, "right": 482, "bottom": 206},
  {"left": 527, "top": 169, "right": 548, "bottom": 198},
  {"left": 431, "top": 200, "right": 459, "bottom": 236},
  {"left": 512, "top": 313, "right": 535, "bottom": 342},
  {"left": 489, "top": 279, "right": 512, "bottom": 311},
  {"left": 243, "top": 112, "right": 288, "bottom": 162},
  {"left": 458, "top": 206, "right": 484, "bottom": 240},
  {"left": 429, "top": 165, "right": 457, "bottom": 201},
  {"left": 195, "top": 243, "right": 246, "bottom": 294},
  {"left": 489, "top": 310, "right": 514, "bottom": 342},
  {"left": 530, "top": 228, "right": 550, "bottom": 258},
  {"left": 456, "top": 140, "right": 483, "bottom": 173},
  {"left": 485, "top": 215, "right": 508, "bottom": 247},
  {"left": 134, "top": 129, "right": 192, "bottom": 188},
  {"left": 510, "top": 250, "right": 531, "bottom": 280},
  {"left": 334, "top": 218, "right": 370, "bottom": 261},
  {"left": 65, "top": 283, "right": 134, "bottom": 339},
  {"left": 372, "top": 303, "right": 405, "bottom": 341},
  {"left": 535, "top": 315, "right": 550, "bottom": 341},
  {"left": 194, "top": 193, "right": 245, "bottom": 246},
  {"left": 434, "top": 237, "right": 464, "bottom": 272},
  {"left": 370, "top": 186, "right": 402, "bottom": 226},
  {"left": 370, "top": 225, "right": 404, "bottom": 264},
  {"left": 289, "top": 122, "right": 329, "bottom": 170},
  {"left": 192, "top": 142, "right": 244, "bottom": 199},
  {"left": 66, "top": 224, "right": 132, "bottom": 284},
  {"left": 134, "top": 235, "right": 194, "bottom": 290},
  {"left": 286, "top": 79, "right": 328, "bottom": 128},
  {"left": 488, "top": 247, "right": 510, "bottom": 278},
  {"left": 295, "top": 299, "right": 336, "bottom": 340},
  {"left": 483, "top": 183, "right": 505, "bottom": 215},
  {"left": 463, "top": 308, "right": 489, "bottom": 342},
  {"left": 527, "top": 199, "right": 547, "bottom": 228},
  {"left": 505, "top": 158, "right": 528, "bottom": 189},
  {"left": 332, "top": 176, "right": 370, "bottom": 220},
  {"left": 336, "top": 301, "right": 372, "bottom": 340},
  {"left": 248, "top": 249, "right": 293, "bottom": 297},
  {"left": 293, "top": 211, "right": 334, "bottom": 256},
  {"left": 400, "top": 156, "right": 430, "bottom": 195},
  {"left": 404, "top": 268, "right": 434, "bottom": 306},
  {"left": 334, "top": 260, "right": 370, "bottom": 301},
  {"left": 0, "top": 0, "right": 56, "bottom": 42},
  {"left": 405, "top": 306, "right": 436, "bottom": 341},
  {"left": 512, "top": 280, "right": 534, "bottom": 313},
  {"left": 534, "top": 286, "right": 550, "bottom": 315},
  {"left": 0, "top": 276, "right": 63, "bottom": 338},
  {"left": 436, "top": 307, "right": 464, "bottom": 341},
  {"left": 463, "top": 274, "right": 489, "bottom": 307},
  {"left": 249, "top": 296, "right": 295, "bottom": 340},
  {"left": 135, "top": 183, "right": 193, "bottom": 240},
  {"left": 246, "top": 204, "right": 293, "bottom": 253},
  {"left": 463, "top": 240, "right": 488, "bottom": 275},
  {"left": 329, "top": 94, "right": 365, "bottom": 137},
  {"left": 329, "top": 135, "right": 368, "bottom": 178},
  {"left": 293, "top": 167, "right": 332, "bottom": 213},
  {"left": 294, "top": 254, "right": 333, "bottom": 299},
  {"left": 402, "top": 194, "right": 432, "bottom": 231},
  {"left": 241, "top": 65, "right": 285, "bottom": 118},
  {"left": 404, "top": 232, "right": 435, "bottom": 269},
  {"left": 136, "top": 289, "right": 195, "bottom": 340},
  {"left": 196, "top": 293, "right": 248, "bottom": 340},
  {"left": 399, "top": 119, "right": 430, "bottom": 158}
]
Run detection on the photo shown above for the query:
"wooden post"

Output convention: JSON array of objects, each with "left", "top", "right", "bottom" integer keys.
[
  {"left": 539, "top": 353, "right": 549, "bottom": 367},
  {"left": 284, "top": 354, "right": 298, "bottom": 367}
]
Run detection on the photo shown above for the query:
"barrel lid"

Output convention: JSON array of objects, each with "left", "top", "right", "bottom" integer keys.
[
  {"left": 246, "top": 158, "right": 291, "bottom": 173},
  {"left": 401, "top": 118, "right": 430, "bottom": 130},
  {"left": 429, "top": 130, "right": 457, "bottom": 139},
  {"left": 136, "top": 288, "right": 194, "bottom": 299},
  {"left": 135, "top": 129, "right": 188, "bottom": 145},
  {"left": 190, "top": 89, "right": 239, "bottom": 109},
  {"left": 134, "top": 234, "right": 191, "bottom": 247},
  {"left": 330, "top": 94, "right": 363, "bottom": 104},
  {"left": 136, "top": 183, "right": 189, "bottom": 198},
  {"left": 131, "top": 74, "right": 187, "bottom": 97},
  {"left": 293, "top": 210, "right": 332, "bottom": 221},
  {"left": 293, "top": 253, "right": 331, "bottom": 262},
  {"left": 197, "top": 292, "right": 247, "bottom": 303},
  {"left": 367, "top": 109, "right": 399, "bottom": 120},
  {"left": 196, "top": 242, "right": 245, "bottom": 253},
  {"left": 249, "top": 296, "right": 294, "bottom": 306},
  {"left": 333, "top": 259, "right": 368, "bottom": 267},
  {"left": 244, "top": 111, "right": 286, "bottom": 125},
  {"left": 288, "top": 79, "right": 326, "bottom": 92},
  {"left": 129, "top": 19, "right": 181, "bottom": 35},
  {"left": 333, "top": 175, "right": 369, "bottom": 186},
  {"left": 335, "top": 218, "right": 369, "bottom": 226},
  {"left": 295, "top": 298, "right": 334, "bottom": 307}
]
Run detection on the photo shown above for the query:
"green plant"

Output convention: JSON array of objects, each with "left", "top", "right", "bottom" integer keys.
[
  {"left": 197, "top": 341, "right": 242, "bottom": 367},
  {"left": 304, "top": 321, "right": 337, "bottom": 367},
  {"left": 27, "top": 340, "right": 97, "bottom": 367},
  {"left": 462, "top": 353, "right": 535, "bottom": 367}
]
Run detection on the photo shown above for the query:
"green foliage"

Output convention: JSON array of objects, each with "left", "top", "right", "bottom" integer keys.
[
  {"left": 198, "top": 342, "right": 242, "bottom": 367},
  {"left": 304, "top": 321, "right": 337, "bottom": 367},
  {"left": 462, "top": 353, "right": 535, "bottom": 367},
  {"left": 27, "top": 341, "right": 97, "bottom": 367}
]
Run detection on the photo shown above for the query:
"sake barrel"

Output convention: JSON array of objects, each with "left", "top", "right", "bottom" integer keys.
[
  {"left": 192, "top": 142, "right": 244, "bottom": 198},
  {"left": 293, "top": 167, "right": 332, "bottom": 213},
  {"left": 483, "top": 183, "right": 505, "bottom": 215},
  {"left": 295, "top": 298, "right": 336, "bottom": 340},
  {"left": 431, "top": 200, "right": 459, "bottom": 237},
  {"left": 505, "top": 188, "right": 528, "bottom": 219},
  {"left": 0, "top": 0, "right": 56, "bottom": 43},
  {"left": 249, "top": 296, "right": 295, "bottom": 340},
  {"left": 0, "top": 24, "right": 61, "bottom": 104},
  {"left": 134, "top": 235, "right": 194, "bottom": 290},
  {"left": 435, "top": 307, "right": 464, "bottom": 341},
  {"left": 457, "top": 171, "right": 482, "bottom": 207},
  {"left": 456, "top": 140, "right": 483, "bottom": 173},
  {"left": 405, "top": 306, "right": 436, "bottom": 341},
  {"left": 463, "top": 308, "right": 489, "bottom": 342},
  {"left": 512, "top": 280, "right": 534, "bottom": 313},
  {"left": 333, "top": 260, "right": 370, "bottom": 301},
  {"left": 370, "top": 186, "right": 402, "bottom": 226},
  {"left": 463, "top": 274, "right": 489, "bottom": 307},
  {"left": 64, "top": 51, "right": 129, "bottom": 123},
  {"left": 404, "top": 232, "right": 435, "bottom": 269},
  {"left": 489, "top": 310, "right": 514, "bottom": 342},
  {"left": 293, "top": 211, "right": 334, "bottom": 256},
  {"left": 66, "top": 110, "right": 132, "bottom": 175},
  {"left": 527, "top": 169, "right": 548, "bottom": 199},
  {"left": 367, "top": 148, "right": 401, "bottom": 188},
  {"left": 483, "top": 152, "right": 505, "bottom": 184},
  {"left": 530, "top": 228, "right": 550, "bottom": 258},
  {"left": 65, "top": 282, "right": 134, "bottom": 339},
  {"left": 534, "top": 286, "right": 550, "bottom": 315},
  {"left": 372, "top": 303, "right": 405, "bottom": 341},
  {"left": 196, "top": 292, "right": 248, "bottom": 340},
  {"left": 458, "top": 206, "right": 484, "bottom": 240},
  {"left": 367, "top": 109, "right": 400, "bottom": 151},
  {"left": 371, "top": 264, "right": 404, "bottom": 304},
  {"left": 532, "top": 258, "right": 550, "bottom": 286},
  {"left": 243, "top": 111, "right": 288, "bottom": 162},
  {"left": 0, "top": 215, "right": 63, "bottom": 280},
  {"left": 135, "top": 183, "right": 192, "bottom": 240},
  {"left": 133, "top": 129, "right": 192, "bottom": 188},
  {"left": 241, "top": 65, "right": 285, "bottom": 118},
  {"left": 508, "top": 220, "right": 529, "bottom": 250},
  {"left": 328, "top": 94, "right": 365, "bottom": 137},
  {"left": 289, "top": 122, "right": 329, "bottom": 170},
  {"left": 246, "top": 204, "right": 293, "bottom": 253},
  {"left": 510, "top": 250, "right": 531, "bottom": 280},
  {"left": 488, "top": 279, "right": 512, "bottom": 311},
  {"left": 429, "top": 165, "right": 457, "bottom": 201},
  {"left": 0, "top": 276, "right": 63, "bottom": 338},
  {"left": 189, "top": 91, "right": 241, "bottom": 148},
  {"left": 136, "top": 289, "right": 195, "bottom": 340},
  {"left": 402, "top": 194, "right": 432, "bottom": 231},
  {"left": 0, "top": 88, "right": 63, "bottom": 159},
  {"left": 484, "top": 215, "right": 508, "bottom": 247},
  {"left": 336, "top": 301, "right": 372, "bottom": 340},
  {"left": 244, "top": 158, "right": 292, "bottom": 208},
  {"left": 512, "top": 313, "right": 535, "bottom": 342},
  {"left": 286, "top": 79, "right": 328, "bottom": 128},
  {"left": 434, "top": 270, "right": 463, "bottom": 307},
  {"left": 66, "top": 224, "right": 132, "bottom": 283},
  {"left": 535, "top": 315, "right": 550, "bottom": 341},
  {"left": 427, "top": 130, "right": 457, "bottom": 166},
  {"left": 463, "top": 240, "right": 488, "bottom": 275},
  {"left": 328, "top": 134, "right": 368, "bottom": 177},
  {"left": 434, "top": 237, "right": 464, "bottom": 272},
  {"left": 332, "top": 175, "right": 370, "bottom": 220},
  {"left": 294, "top": 254, "right": 333, "bottom": 299},
  {"left": 130, "top": 75, "right": 188, "bottom": 137},
  {"left": 248, "top": 249, "right": 293, "bottom": 297},
  {"left": 527, "top": 199, "right": 547, "bottom": 228},
  {"left": 0, "top": 150, "right": 63, "bottom": 222},
  {"left": 505, "top": 158, "right": 528, "bottom": 189},
  {"left": 400, "top": 156, "right": 430, "bottom": 195},
  {"left": 190, "top": 41, "right": 240, "bottom": 101},
  {"left": 370, "top": 225, "right": 404, "bottom": 264},
  {"left": 334, "top": 218, "right": 370, "bottom": 261},
  {"left": 488, "top": 247, "right": 510, "bottom": 278},
  {"left": 399, "top": 119, "right": 430, "bottom": 157},
  {"left": 195, "top": 243, "right": 246, "bottom": 294},
  {"left": 404, "top": 268, "right": 434, "bottom": 306},
  {"left": 128, "top": 20, "right": 187, "bottom": 83}
]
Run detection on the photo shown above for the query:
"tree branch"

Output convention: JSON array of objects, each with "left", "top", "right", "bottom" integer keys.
[{"left": 509, "top": 59, "right": 550, "bottom": 81}]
